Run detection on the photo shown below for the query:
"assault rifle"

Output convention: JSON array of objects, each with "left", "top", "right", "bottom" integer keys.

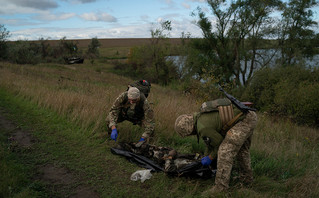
[{"left": 219, "top": 85, "right": 256, "bottom": 113}]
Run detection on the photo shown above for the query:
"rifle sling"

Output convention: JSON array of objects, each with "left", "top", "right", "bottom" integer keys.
[{"left": 221, "top": 112, "right": 244, "bottom": 135}]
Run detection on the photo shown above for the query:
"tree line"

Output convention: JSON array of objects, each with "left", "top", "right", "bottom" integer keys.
[{"left": 0, "top": 27, "right": 100, "bottom": 65}]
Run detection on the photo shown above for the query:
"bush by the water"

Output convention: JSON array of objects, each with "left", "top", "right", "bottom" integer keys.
[{"left": 243, "top": 66, "right": 319, "bottom": 126}]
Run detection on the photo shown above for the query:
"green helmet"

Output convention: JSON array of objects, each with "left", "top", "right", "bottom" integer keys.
[{"left": 174, "top": 114, "right": 195, "bottom": 137}]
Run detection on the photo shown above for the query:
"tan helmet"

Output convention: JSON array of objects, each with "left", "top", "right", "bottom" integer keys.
[{"left": 174, "top": 114, "right": 195, "bottom": 137}]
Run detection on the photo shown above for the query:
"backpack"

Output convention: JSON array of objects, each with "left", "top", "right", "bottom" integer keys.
[
  {"left": 128, "top": 80, "right": 151, "bottom": 98},
  {"left": 199, "top": 98, "right": 237, "bottom": 130}
]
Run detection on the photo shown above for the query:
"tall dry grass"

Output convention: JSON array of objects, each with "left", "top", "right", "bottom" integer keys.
[
  {"left": 0, "top": 62, "right": 197, "bottom": 139},
  {"left": 252, "top": 114, "right": 319, "bottom": 196},
  {"left": 253, "top": 113, "right": 318, "bottom": 163}
]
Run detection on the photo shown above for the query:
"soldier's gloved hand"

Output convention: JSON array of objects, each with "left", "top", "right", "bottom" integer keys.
[
  {"left": 139, "top": 137, "right": 145, "bottom": 142},
  {"left": 201, "top": 156, "right": 212, "bottom": 166},
  {"left": 135, "top": 137, "right": 146, "bottom": 148},
  {"left": 110, "top": 129, "right": 118, "bottom": 141}
]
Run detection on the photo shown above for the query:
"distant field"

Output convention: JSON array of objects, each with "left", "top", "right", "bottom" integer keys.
[
  {"left": 32, "top": 38, "right": 184, "bottom": 48},
  {"left": 25, "top": 38, "right": 185, "bottom": 58}
]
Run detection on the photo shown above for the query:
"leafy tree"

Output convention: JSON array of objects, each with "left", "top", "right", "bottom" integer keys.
[
  {"left": 127, "top": 20, "right": 178, "bottom": 85},
  {"left": 278, "top": 0, "right": 318, "bottom": 65},
  {"left": 149, "top": 20, "right": 175, "bottom": 85},
  {"left": 87, "top": 37, "right": 101, "bottom": 65},
  {"left": 87, "top": 37, "right": 101, "bottom": 57},
  {"left": 190, "top": 0, "right": 281, "bottom": 86},
  {"left": 58, "top": 37, "right": 79, "bottom": 57},
  {"left": 38, "top": 37, "right": 51, "bottom": 59},
  {"left": 0, "top": 24, "right": 10, "bottom": 59}
]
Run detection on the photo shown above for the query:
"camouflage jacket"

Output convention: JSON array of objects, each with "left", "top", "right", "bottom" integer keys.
[{"left": 108, "top": 91, "right": 154, "bottom": 138}]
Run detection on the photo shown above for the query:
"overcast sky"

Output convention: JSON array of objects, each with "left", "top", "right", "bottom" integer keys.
[
  {"left": 0, "top": 0, "right": 210, "bottom": 41},
  {"left": 1, "top": 0, "right": 319, "bottom": 41}
]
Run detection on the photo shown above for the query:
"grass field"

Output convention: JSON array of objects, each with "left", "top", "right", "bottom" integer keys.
[
  {"left": 0, "top": 56, "right": 319, "bottom": 197},
  {"left": 27, "top": 38, "right": 184, "bottom": 60},
  {"left": 39, "top": 38, "right": 184, "bottom": 48}
]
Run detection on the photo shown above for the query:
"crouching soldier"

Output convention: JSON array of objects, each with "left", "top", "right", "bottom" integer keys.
[
  {"left": 106, "top": 87, "right": 155, "bottom": 144},
  {"left": 174, "top": 98, "right": 257, "bottom": 194}
]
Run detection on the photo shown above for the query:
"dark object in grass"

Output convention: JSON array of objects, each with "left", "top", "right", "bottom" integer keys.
[{"left": 65, "top": 57, "right": 84, "bottom": 64}]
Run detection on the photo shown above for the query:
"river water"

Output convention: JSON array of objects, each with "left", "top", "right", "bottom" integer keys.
[{"left": 167, "top": 50, "right": 319, "bottom": 83}]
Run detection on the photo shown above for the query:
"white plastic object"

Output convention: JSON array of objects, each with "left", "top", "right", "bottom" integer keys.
[{"left": 130, "top": 169, "right": 152, "bottom": 183}]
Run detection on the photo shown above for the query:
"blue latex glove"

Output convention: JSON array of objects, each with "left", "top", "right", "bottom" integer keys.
[
  {"left": 139, "top": 137, "right": 145, "bottom": 142},
  {"left": 110, "top": 128, "right": 118, "bottom": 141},
  {"left": 201, "top": 156, "right": 212, "bottom": 166}
]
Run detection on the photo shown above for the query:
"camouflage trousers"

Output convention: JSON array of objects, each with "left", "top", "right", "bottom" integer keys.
[{"left": 215, "top": 111, "right": 258, "bottom": 189}]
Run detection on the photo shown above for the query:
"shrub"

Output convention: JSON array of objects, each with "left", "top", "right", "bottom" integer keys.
[
  {"left": 243, "top": 66, "right": 319, "bottom": 126},
  {"left": 124, "top": 45, "right": 179, "bottom": 85},
  {"left": 7, "top": 41, "right": 41, "bottom": 64},
  {"left": 0, "top": 24, "right": 10, "bottom": 60}
]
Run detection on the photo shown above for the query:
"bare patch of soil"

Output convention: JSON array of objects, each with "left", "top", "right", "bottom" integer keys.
[
  {"left": 0, "top": 109, "right": 99, "bottom": 198},
  {"left": 0, "top": 112, "right": 34, "bottom": 149},
  {"left": 38, "top": 164, "right": 100, "bottom": 198}
]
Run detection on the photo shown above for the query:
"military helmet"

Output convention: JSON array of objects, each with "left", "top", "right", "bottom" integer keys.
[{"left": 174, "top": 114, "right": 195, "bottom": 137}]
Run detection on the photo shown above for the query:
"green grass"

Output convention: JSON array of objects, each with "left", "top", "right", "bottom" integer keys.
[
  {"left": 98, "top": 46, "right": 131, "bottom": 59},
  {"left": 0, "top": 129, "right": 38, "bottom": 197},
  {"left": 1, "top": 61, "right": 319, "bottom": 197},
  {"left": 0, "top": 95, "right": 55, "bottom": 197},
  {"left": 0, "top": 87, "right": 213, "bottom": 198},
  {"left": 0, "top": 88, "right": 136, "bottom": 197}
]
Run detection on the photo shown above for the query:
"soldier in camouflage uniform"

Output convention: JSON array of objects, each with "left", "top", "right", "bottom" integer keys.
[
  {"left": 106, "top": 87, "right": 155, "bottom": 143},
  {"left": 174, "top": 98, "right": 257, "bottom": 194}
]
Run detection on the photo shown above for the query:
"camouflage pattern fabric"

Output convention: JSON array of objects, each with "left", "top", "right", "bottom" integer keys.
[
  {"left": 200, "top": 98, "right": 232, "bottom": 113},
  {"left": 106, "top": 91, "right": 155, "bottom": 138},
  {"left": 115, "top": 142, "right": 213, "bottom": 175},
  {"left": 215, "top": 110, "right": 257, "bottom": 190}
]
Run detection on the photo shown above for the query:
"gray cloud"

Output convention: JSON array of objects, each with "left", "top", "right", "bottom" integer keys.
[
  {"left": 182, "top": 2, "right": 191, "bottom": 9},
  {"left": 140, "top": 15, "right": 150, "bottom": 22},
  {"left": 80, "top": 12, "right": 117, "bottom": 22},
  {"left": 61, "top": 0, "right": 97, "bottom": 3},
  {"left": 78, "top": 0, "right": 97, "bottom": 3},
  {"left": 0, "top": 18, "right": 41, "bottom": 26},
  {"left": 11, "top": 0, "right": 58, "bottom": 10},
  {"left": 33, "top": 12, "right": 76, "bottom": 21}
]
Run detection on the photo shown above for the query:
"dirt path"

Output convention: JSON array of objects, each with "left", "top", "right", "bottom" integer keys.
[{"left": 0, "top": 109, "right": 100, "bottom": 198}]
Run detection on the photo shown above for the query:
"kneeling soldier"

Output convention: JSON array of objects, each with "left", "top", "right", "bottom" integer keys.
[{"left": 106, "top": 87, "right": 155, "bottom": 144}]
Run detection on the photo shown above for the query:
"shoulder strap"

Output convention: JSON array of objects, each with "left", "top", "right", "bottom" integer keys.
[{"left": 221, "top": 112, "right": 244, "bottom": 135}]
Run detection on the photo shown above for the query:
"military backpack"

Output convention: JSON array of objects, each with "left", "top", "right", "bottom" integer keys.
[
  {"left": 199, "top": 98, "right": 236, "bottom": 127},
  {"left": 128, "top": 80, "right": 151, "bottom": 98}
]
